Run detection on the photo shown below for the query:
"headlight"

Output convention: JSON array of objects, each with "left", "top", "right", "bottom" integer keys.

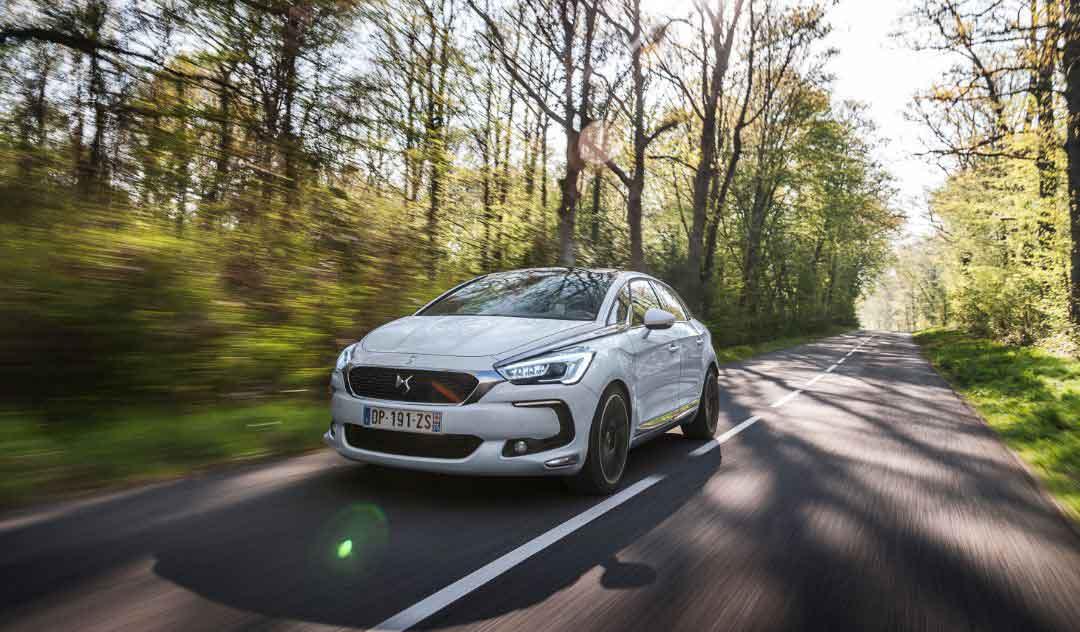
[
  {"left": 496, "top": 348, "right": 595, "bottom": 385},
  {"left": 335, "top": 344, "right": 356, "bottom": 371}
]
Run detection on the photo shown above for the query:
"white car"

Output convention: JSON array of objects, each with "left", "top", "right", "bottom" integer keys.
[{"left": 325, "top": 267, "right": 720, "bottom": 494}]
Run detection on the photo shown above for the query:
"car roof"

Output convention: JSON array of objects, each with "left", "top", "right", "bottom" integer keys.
[{"left": 488, "top": 266, "right": 646, "bottom": 277}]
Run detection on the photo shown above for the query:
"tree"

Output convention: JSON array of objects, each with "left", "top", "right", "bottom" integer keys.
[
  {"left": 1065, "top": 0, "right": 1080, "bottom": 325},
  {"left": 468, "top": 0, "right": 608, "bottom": 265},
  {"left": 599, "top": 0, "right": 682, "bottom": 271}
]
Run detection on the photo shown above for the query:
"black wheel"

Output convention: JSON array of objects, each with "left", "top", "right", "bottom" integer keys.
[
  {"left": 682, "top": 367, "right": 719, "bottom": 440},
  {"left": 567, "top": 385, "right": 630, "bottom": 495}
]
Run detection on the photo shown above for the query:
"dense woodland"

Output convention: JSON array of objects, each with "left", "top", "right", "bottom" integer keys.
[
  {"left": 861, "top": 0, "right": 1080, "bottom": 352},
  {"left": 0, "top": 0, "right": 898, "bottom": 413}
]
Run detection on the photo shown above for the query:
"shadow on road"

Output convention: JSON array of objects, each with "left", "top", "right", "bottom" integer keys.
[{"left": 147, "top": 433, "right": 722, "bottom": 628}]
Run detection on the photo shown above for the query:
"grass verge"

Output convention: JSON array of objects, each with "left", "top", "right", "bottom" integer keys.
[
  {"left": 1, "top": 400, "right": 328, "bottom": 509},
  {"left": 714, "top": 325, "right": 855, "bottom": 364},
  {"left": 915, "top": 327, "right": 1080, "bottom": 523}
]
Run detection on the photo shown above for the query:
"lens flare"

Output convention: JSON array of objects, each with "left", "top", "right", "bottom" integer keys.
[
  {"left": 313, "top": 504, "right": 389, "bottom": 577},
  {"left": 578, "top": 121, "right": 623, "bottom": 165}
]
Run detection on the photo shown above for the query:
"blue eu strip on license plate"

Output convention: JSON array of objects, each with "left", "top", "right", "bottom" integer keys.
[{"left": 362, "top": 406, "right": 371, "bottom": 426}]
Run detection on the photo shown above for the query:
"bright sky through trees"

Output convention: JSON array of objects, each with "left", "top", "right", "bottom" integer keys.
[
  {"left": 643, "top": 0, "right": 950, "bottom": 236},
  {"left": 827, "top": 0, "right": 950, "bottom": 235}
]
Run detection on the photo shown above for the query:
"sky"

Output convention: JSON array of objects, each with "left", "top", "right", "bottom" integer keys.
[{"left": 824, "top": 0, "right": 953, "bottom": 235}]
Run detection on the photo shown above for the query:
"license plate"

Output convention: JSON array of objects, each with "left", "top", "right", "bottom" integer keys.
[{"left": 362, "top": 405, "right": 442, "bottom": 434}]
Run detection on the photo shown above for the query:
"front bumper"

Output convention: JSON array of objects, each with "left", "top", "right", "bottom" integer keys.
[{"left": 325, "top": 375, "right": 598, "bottom": 476}]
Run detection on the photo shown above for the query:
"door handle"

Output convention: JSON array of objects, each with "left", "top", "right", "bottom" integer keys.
[{"left": 668, "top": 343, "right": 679, "bottom": 353}]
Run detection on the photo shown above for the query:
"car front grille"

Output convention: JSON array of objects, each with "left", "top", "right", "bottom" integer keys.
[
  {"left": 343, "top": 424, "right": 482, "bottom": 459},
  {"left": 347, "top": 366, "right": 478, "bottom": 404}
]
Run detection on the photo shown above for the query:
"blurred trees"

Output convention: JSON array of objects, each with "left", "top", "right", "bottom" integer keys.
[{"left": 0, "top": 0, "right": 895, "bottom": 413}]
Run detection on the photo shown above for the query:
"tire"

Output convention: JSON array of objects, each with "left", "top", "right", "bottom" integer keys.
[
  {"left": 566, "top": 385, "right": 631, "bottom": 495},
  {"left": 682, "top": 367, "right": 719, "bottom": 440}
]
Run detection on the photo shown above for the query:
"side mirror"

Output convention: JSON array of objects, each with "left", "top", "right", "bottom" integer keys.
[{"left": 644, "top": 308, "right": 676, "bottom": 330}]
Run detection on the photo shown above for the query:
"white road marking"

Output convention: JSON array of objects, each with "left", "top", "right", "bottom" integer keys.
[
  {"left": 690, "top": 335, "right": 875, "bottom": 458},
  {"left": 770, "top": 389, "right": 804, "bottom": 408},
  {"left": 371, "top": 335, "right": 876, "bottom": 631},
  {"left": 689, "top": 415, "right": 761, "bottom": 456},
  {"left": 372, "top": 474, "right": 665, "bottom": 632}
]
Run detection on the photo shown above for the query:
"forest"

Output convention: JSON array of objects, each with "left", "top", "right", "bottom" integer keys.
[
  {"left": 861, "top": 0, "right": 1080, "bottom": 351},
  {"left": 0, "top": 0, "right": 898, "bottom": 418}
]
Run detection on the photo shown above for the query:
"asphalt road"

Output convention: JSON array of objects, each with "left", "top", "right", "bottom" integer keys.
[{"left": 3, "top": 331, "right": 1080, "bottom": 631}]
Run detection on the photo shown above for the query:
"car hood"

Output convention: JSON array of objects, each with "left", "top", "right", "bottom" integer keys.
[{"left": 360, "top": 315, "right": 599, "bottom": 358}]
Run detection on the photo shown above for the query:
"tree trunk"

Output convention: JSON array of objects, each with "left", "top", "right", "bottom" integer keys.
[
  {"left": 480, "top": 29, "right": 497, "bottom": 270},
  {"left": 1037, "top": 0, "right": 1060, "bottom": 200},
  {"left": 174, "top": 77, "right": 191, "bottom": 234},
  {"left": 591, "top": 171, "right": 602, "bottom": 245},
  {"left": 1065, "top": 0, "right": 1080, "bottom": 325},
  {"left": 686, "top": 0, "right": 744, "bottom": 309},
  {"left": 280, "top": 5, "right": 303, "bottom": 215},
  {"left": 82, "top": 1, "right": 108, "bottom": 196},
  {"left": 71, "top": 52, "right": 85, "bottom": 187},
  {"left": 206, "top": 66, "right": 233, "bottom": 224},
  {"left": 558, "top": 127, "right": 582, "bottom": 267},
  {"left": 425, "top": 2, "right": 454, "bottom": 279},
  {"left": 701, "top": 12, "right": 757, "bottom": 317},
  {"left": 496, "top": 77, "right": 516, "bottom": 268},
  {"left": 627, "top": 0, "right": 647, "bottom": 271},
  {"left": 740, "top": 174, "right": 771, "bottom": 313},
  {"left": 687, "top": 103, "right": 718, "bottom": 307},
  {"left": 540, "top": 114, "right": 549, "bottom": 213}
]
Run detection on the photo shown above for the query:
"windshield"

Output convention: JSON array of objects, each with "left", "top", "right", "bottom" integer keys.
[{"left": 418, "top": 269, "right": 615, "bottom": 321}]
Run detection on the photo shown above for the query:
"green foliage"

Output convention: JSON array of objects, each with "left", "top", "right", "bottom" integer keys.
[
  {"left": 931, "top": 137, "right": 1069, "bottom": 344},
  {"left": 916, "top": 328, "right": 1080, "bottom": 521},
  {"left": 862, "top": 134, "right": 1071, "bottom": 350},
  {"left": 0, "top": 147, "right": 454, "bottom": 413},
  {"left": 650, "top": 99, "right": 898, "bottom": 345}
]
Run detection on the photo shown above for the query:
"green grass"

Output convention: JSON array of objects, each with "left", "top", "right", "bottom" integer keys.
[
  {"left": 915, "top": 328, "right": 1080, "bottom": 522},
  {"left": 0, "top": 399, "right": 329, "bottom": 509},
  {"left": 714, "top": 325, "right": 855, "bottom": 364}
]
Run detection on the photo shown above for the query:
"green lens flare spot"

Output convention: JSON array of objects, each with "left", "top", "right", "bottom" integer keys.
[{"left": 337, "top": 539, "right": 353, "bottom": 559}]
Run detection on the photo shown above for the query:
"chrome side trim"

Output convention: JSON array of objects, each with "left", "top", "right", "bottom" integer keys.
[{"left": 636, "top": 399, "right": 700, "bottom": 432}]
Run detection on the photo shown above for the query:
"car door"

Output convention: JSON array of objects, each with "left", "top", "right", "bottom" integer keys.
[
  {"left": 651, "top": 281, "right": 704, "bottom": 410},
  {"left": 627, "top": 279, "right": 681, "bottom": 433}
]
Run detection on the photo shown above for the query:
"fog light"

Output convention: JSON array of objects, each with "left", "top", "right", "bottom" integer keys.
[{"left": 513, "top": 440, "right": 528, "bottom": 455}]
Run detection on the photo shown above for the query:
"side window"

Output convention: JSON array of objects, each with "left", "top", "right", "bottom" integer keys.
[
  {"left": 607, "top": 285, "right": 630, "bottom": 325},
  {"left": 630, "top": 280, "right": 662, "bottom": 326},
  {"left": 651, "top": 282, "right": 688, "bottom": 321}
]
